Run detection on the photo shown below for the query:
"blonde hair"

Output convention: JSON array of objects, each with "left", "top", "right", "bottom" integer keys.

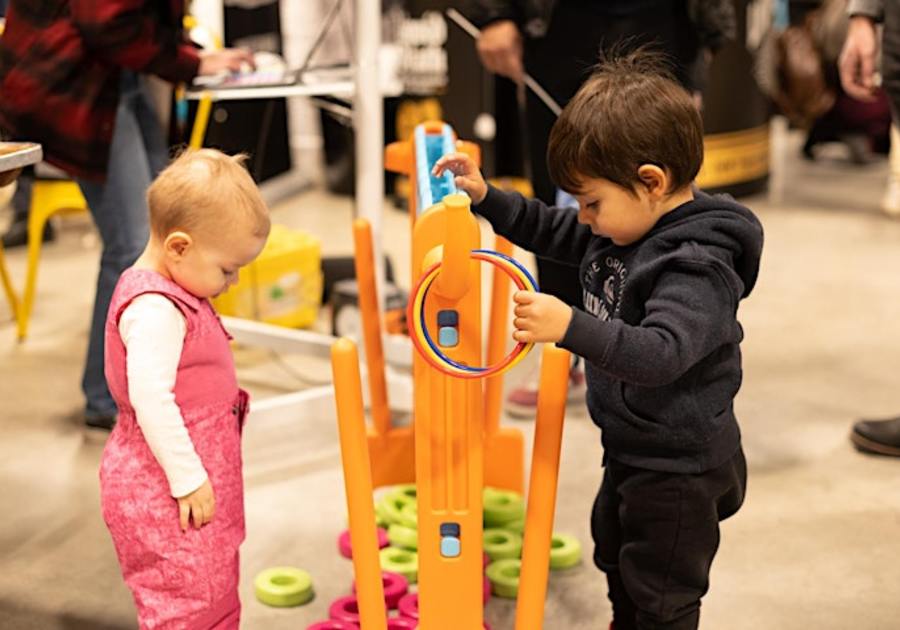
[{"left": 147, "top": 148, "right": 270, "bottom": 240}]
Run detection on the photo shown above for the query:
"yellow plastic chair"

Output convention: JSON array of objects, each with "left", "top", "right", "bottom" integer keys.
[
  {"left": 0, "top": 241, "right": 19, "bottom": 324},
  {"left": 17, "top": 179, "right": 88, "bottom": 340}
]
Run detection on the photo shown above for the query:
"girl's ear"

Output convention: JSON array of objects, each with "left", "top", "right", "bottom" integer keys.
[
  {"left": 163, "top": 231, "right": 193, "bottom": 259},
  {"left": 636, "top": 164, "right": 669, "bottom": 198}
]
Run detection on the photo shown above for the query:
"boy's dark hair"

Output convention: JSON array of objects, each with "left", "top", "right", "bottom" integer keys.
[{"left": 548, "top": 49, "right": 704, "bottom": 196}]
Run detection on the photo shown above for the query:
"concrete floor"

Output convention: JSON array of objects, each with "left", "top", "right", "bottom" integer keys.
[{"left": 2, "top": 130, "right": 900, "bottom": 629}]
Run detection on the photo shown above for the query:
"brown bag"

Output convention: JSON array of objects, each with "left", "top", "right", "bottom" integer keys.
[{"left": 773, "top": 22, "right": 835, "bottom": 128}]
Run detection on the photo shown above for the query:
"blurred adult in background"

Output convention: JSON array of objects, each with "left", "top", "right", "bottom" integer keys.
[
  {"left": 804, "top": 0, "right": 891, "bottom": 164},
  {"left": 840, "top": 0, "right": 900, "bottom": 457},
  {"left": 756, "top": 0, "right": 891, "bottom": 166},
  {"left": 0, "top": 0, "right": 253, "bottom": 429},
  {"left": 0, "top": 0, "right": 42, "bottom": 249},
  {"left": 468, "top": 0, "right": 735, "bottom": 417}
]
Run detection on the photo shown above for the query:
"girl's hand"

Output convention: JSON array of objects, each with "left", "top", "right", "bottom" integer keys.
[
  {"left": 177, "top": 478, "right": 215, "bottom": 531},
  {"left": 512, "top": 291, "right": 573, "bottom": 344},
  {"left": 432, "top": 152, "right": 488, "bottom": 204}
]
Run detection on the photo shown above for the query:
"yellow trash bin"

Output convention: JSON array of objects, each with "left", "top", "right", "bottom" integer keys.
[{"left": 212, "top": 224, "right": 323, "bottom": 328}]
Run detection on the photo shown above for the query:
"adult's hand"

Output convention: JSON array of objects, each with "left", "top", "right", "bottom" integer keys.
[
  {"left": 476, "top": 20, "right": 523, "bottom": 83},
  {"left": 839, "top": 16, "right": 880, "bottom": 101},
  {"left": 198, "top": 48, "right": 256, "bottom": 76}
]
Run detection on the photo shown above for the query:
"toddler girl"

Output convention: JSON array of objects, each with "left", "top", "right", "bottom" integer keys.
[{"left": 100, "top": 149, "right": 270, "bottom": 629}]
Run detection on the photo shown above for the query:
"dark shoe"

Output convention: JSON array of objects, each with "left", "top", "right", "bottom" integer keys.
[
  {"left": 85, "top": 411, "right": 116, "bottom": 431},
  {"left": 1, "top": 219, "right": 54, "bottom": 249},
  {"left": 842, "top": 133, "right": 875, "bottom": 165},
  {"left": 850, "top": 416, "right": 900, "bottom": 457},
  {"left": 801, "top": 137, "right": 817, "bottom": 161}
]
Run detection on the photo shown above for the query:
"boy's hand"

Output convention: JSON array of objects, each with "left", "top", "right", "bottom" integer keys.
[
  {"left": 177, "top": 478, "right": 215, "bottom": 531},
  {"left": 432, "top": 152, "right": 488, "bottom": 204},
  {"left": 512, "top": 291, "right": 573, "bottom": 344}
]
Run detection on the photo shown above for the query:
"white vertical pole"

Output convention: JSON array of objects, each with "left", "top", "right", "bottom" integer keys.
[
  {"left": 189, "top": 0, "right": 225, "bottom": 44},
  {"left": 355, "top": 0, "right": 385, "bottom": 308}
]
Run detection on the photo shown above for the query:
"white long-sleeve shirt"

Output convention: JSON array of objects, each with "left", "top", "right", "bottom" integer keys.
[{"left": 119, "top": 294, "right": 208, "bottom": 498}]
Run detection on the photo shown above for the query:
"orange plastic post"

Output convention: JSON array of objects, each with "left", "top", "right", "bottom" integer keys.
[
  {"left": 431, "top": 193, "right": 471, "bottom": 300},
  {"left": 484, "top": 235, "right": 515, "bottom": 435},
  {"left": 332, "top": 338, "right": 388, "bottom": 630},
  {"left": 412, "top": 196, "right": 485, "bottom": 630},
  {"left": 384, "top": 138, "right": 413, "bottom": 175},
  {"left": 352, "top": 218, "right": 392, "bottom": 437},
  {"left": 515, "top": 345, "right": 570, "bottom": 630},
  {"left": 456, "top": 140, "right": 481, "bottom": 166},
  {"left": 384, "top": 139, "right": 417, "bottom": 226},
  {"left": 422, "top": 119, "right": 447, "bottom": 134}
]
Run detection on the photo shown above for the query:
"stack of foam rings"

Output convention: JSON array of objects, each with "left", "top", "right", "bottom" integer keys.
[
  {"left": 265, "top": 483, "right": 581, "bottom": 627},
  {"left": 408, "top": 249, "right": 539, "bottom": 379}
]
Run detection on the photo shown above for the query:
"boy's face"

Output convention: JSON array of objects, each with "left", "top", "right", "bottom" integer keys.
[{"left": 572, "top": 177, "right": 661, "bottom": 246}]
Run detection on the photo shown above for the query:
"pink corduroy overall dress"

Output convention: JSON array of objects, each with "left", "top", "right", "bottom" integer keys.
[{"left": 100, "top": 268, "right": 248, "bottom": 629}]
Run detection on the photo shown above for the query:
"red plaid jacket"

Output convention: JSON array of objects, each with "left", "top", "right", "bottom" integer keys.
[{"left": 0, "top": 0, "right": 200, "bottom": 181}]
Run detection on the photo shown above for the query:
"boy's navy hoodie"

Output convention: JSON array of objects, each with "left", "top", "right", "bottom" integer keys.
[{"left": 474, "top": 186, "right": 764, "bottom": 474}]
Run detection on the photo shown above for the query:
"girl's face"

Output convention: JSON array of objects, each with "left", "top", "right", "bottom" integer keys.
[{"left": 167, "top": 228, "right": 267, "bottom": 299}]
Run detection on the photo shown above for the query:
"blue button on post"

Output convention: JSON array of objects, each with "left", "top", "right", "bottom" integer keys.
[
  {"left": 440, "top": 522, "right": 461, "bottom": 537},
  {"left": 437, "top": 310, "right": 459, "bottom": 326},
  {"left": 438, "top": 326, "right": 458, "bottom": 347},
  {"left": 441, "top": 536, "right": 461, "bottom": 558}
]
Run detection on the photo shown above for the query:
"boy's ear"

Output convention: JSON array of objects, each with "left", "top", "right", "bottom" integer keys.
[
  {"left": 163, "top": 231, "right": 193, "bottom": 259},
  {"left": 636, "top": 164, "right": 668, "bottom": 198}
]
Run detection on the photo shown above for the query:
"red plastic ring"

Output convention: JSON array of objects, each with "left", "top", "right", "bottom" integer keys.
[
  {"left": 387, "top": 617, "right": 418, "bottom": 630},
  {"left": 397, "top": 592, "right": 419, "bottom": 620},
  {"left": 306, "top": 622, "right": 356, "bottom": 630},
  {"left": 338, "top": 527, "right": 389, "bottom": 559},
  {"left": 328, "top": 595, "right": 365, "bottom": 625},
  {"left": 353, "top": 571, "right": 409, "bottom": 610}
]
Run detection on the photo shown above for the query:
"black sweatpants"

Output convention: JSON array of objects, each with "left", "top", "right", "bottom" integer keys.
[
  {"left": 591, "top": 448, "right": 747, "bottom": 630},
  {"left": 523, "top": 0, "right": 701, "bottom": 308}
]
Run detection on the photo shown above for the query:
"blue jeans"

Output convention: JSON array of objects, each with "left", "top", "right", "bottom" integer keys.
[{"left": 77, "top": 72, "right": 168, "bottom": 418}]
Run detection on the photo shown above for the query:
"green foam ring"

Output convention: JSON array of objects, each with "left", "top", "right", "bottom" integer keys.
[
  {"left": 398, "top": 502, "right": 418, "bottom": 530},
  {"left": 379, "top": 546, "right": 419, "bottom": 584},
  {"left": 254, "top": 567, "right": 314, "bottom": 607},
  {"left": 549, "top": 533, "right": 582, "bottom": 570},
  {"left": 505, "top": 518, "right": 525, "bottom": 535},
  {"left": 377, "top": 493, "right": 416, "bottom": 527},
  {"left": 483, "top": 528, "right": 523, "bottom": 561},
  {"left": 486, "top": 558, "right": 521, "bottom": 599},
  {"left": 389, "top": 483, "right": 418, "bottom": 503},
  {"left": 482, "top": 487, "right": 525, "bottom": 528},
  {"left": 374, "top": 507, "right": 389, "bottom": 529},
  {"left": 388, "top": 523, "right": 419, "bottom": 550}
]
